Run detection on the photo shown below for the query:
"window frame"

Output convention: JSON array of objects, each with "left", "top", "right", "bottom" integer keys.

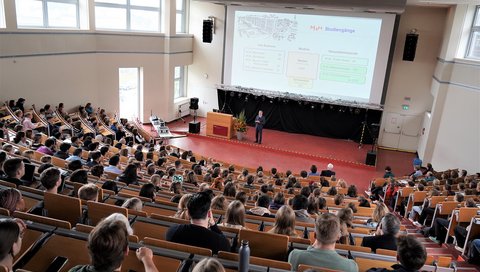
[
  {"left": 466, "top": 5, "right": 480, "bottom": 59},
  {"left": 94, "top": 0, "right": 162, "bottom": 32},
  {"left": 15, "top": 0, "right": 81, "bottom": 29},
  {"left": 174, "top": 66, "right": 186, "bottom": 99},
  {"left": 0, "top": 0, "right": 5, "bottom": 28},
  {"left": 176, "top": 0, "right": 186, "bottom": 33}
]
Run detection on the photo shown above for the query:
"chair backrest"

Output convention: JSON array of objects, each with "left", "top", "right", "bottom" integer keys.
[
  {"left": 44, "top": 192, "right": 82, "bottom": 227},
  {"left": 356, "top": 257, "right": 396, "bottom": 272},
  {"left": 412, "top": 191, "right": 428, "bottom": 204},
  {"left": 335, "top": 243, "right": 371, "bottom": 253},
  {"left": 75, "top": 223, "right": 139, "bottom": 243},
  {"left": 376, "top": 248, "right": 397, "bottom": 257},
  {"left": 218, "top": 251, "right": 292, "bottom": 271},
  {"left": 0, "top": 207, "right": 10, "bottom": 216},
  {"left": 438, "top": 201, "right": 459, "bottom": 215},
  {"left": 87, "top": 201, "right": 128, "bottom": 225},
  {"left": 238, "top": 229, "right": 289, "bottom": 261},
  {"left": 144, "top": 237, "right": 212, "bottom": 256},
  {"left": 13, "top": 211, "right": 71, "bottom": 229},
  {"left": 297, "top": 264, "right": 341, "bottom": 272},
  {"left": 132, "top": 220, "right": 169, "bottom": 241},
  {"left": 458, "top": 207, "right": 479, "bottom": 223},
  {"left": 51, "top": 156, "right": 66, "bottom": 168},
  {"left": 122, "top": 250, "right": 181, "bottom": 272}
]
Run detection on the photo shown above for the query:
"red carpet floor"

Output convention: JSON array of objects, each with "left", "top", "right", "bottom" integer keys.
[{"left": 146, "top": 116, "right": 416, "bottom": 192}]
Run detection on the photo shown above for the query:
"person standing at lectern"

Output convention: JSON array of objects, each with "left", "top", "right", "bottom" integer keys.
[{"left": 255, "top": 110, "right": 265, "bottom": 144}]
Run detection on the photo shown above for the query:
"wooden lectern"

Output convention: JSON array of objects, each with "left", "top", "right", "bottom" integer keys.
[{"left": 206, "top": 112, "right": 234, "bottom": 139}]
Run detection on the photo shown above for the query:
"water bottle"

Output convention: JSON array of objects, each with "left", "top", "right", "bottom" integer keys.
[{"left": 238, "top": 240, "right": 250, "bottom": 272}]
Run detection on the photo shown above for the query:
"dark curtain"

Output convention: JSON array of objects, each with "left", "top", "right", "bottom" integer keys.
[{"left": 217, "top": 89, "right": 382, "bottom": 144}]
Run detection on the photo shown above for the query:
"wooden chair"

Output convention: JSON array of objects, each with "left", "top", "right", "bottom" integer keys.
[
  {"left": 51, "top": 156, "right": 67, "bottom": 168},
  {"left": 87, "top": 201, "right": 128, "bottom": 226},
  {"left": 75, "top": 223, "right": 139, "bottom": 243},
  {"left": 144, "top": 237, "right": 212, "bottom": 256},
  {"left": 376, "top": 248, "right": 397, "bottom": 257},
  {"left": 22, "top": 234, "right": 91, "bottom": 271},
  {"left": 13, "top": 228, "right": 44, "bottom": 266},
  {"left": 0, "top": 207, "right": 10, "bottom": 216},
  {"left": 122, "top": 249, "right": 181, "bottom": 272},
  {"left": 356, "top": 257, "right": 396, "bottom": 272},
  {"left": 393, "top": 187, "right": 414, "bottom": 213},
  {"left": 238, "top": 229, "right": 289, "bottom": 261},
  {"left": 425, "top": 255, "right": 452, "bottom": 268},
  {"left": 0, "top": 179, "right": 17, "bottom": 188},
  {"left": 132, "top": 220, "right": 169, "bottom": 241},
  {"left": 445, "top": 207, "right": 479, "bottom": 243},
  {"left": 44, "top": 192, "right": 82, "bottom": 227},
  {"left": 13, "top": 211, "right": 71, "bottom": 229},
  {"left": 335, "top": 243, "right": 371, "bottom": 253},
  {"left": 404, "top": 190, "right": 428, "bottom": 218},
  {"left": 297, "top": 264, "right": 341, "bottom": 272},
  {"left": 430, "top": 201, "right": 459, "bottom": 227},
  {"left": 218, "top": 251, "right": 292, "bottom": 270}
]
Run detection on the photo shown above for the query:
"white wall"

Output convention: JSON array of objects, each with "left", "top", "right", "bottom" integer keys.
[
  {"left": 378, "top": 6, "right": 448, "bottom": 149},
  {"left": 187, "top": 1, "right": 225, "bottom": 117}
]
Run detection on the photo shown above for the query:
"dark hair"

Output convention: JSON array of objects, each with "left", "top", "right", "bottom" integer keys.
[
  {"left": 327, "top": 186, "right": 337, "bottom": 196},
  {"left": 44, "top": 138, "right": 55, "bottom": 148},
  {"left": 40, "top": 168, "right": 60, "bottom": 190},
  {"left": 3, "top": 158, "right": 23, "bottom": 177},
  {"left": 134, "top": 151, "right": 144, "bottom": 162},
  {"left": 318, "top": 197, "right": 327, "bottom": 210},
  {"left": 0, "top": 218, "right": 21, "bottom": 261},
  {"left": 100, "top": 146, "right": 109, "bottom": 156},
  {"left": 139, "top": 183, "right": 156, "bottom": 201},
  {"left": 68, "top": 160, "right": 83, "bottom": 171},
  {"left": 38, "top": 163, "right": 54, "bottom": 174},
  {"left": 334, "top": 194, "right": 344, "bottom": 206},
  {"left": 358, "top": 196, "right": 371, "bottom": 207},
  {"left": 292, "top": 195, "right": 308, "bottom": 210},
  {"left": 385, "top": 166, "right": 392, "bottom": 171},
  {"left": 347, "top": 185, "right": 358, "bottom": 197},
  {"left": 300, "top": 186, "right": 311, "bottom": 198},
  {"left": 310, "top": 165, "right": 317, "bottom": 174},
  {"left": 223, "top": 182, "right": 236, "bottom": 197},
  {"left": 109, "top": 155, "right": 120, "bottom": 166},
  {"left": 73, "top": 148, "right": 83, "bottom": 156},
  {"left": 120, "top": 164, "right": 138, "bottom": 185},
  {"left": 235, "top": 191, "right": 248, "bottom": 205},
  {"left": 273, "top": 192, "right": 285, "bottom": 206},
  {"left": 102, "top": 180, "right": 118, "bottom": 194},
  {"left": 88, "top": 218, "right": 129, "bottom": 271},
  {"left": 90, "top": 165, "right": 104, "bottom": 178},
  {"left": 70, "top": 169, "right": 88, "bottom": 184},
  {"left": 397, "top": 235, "right": 427, "bottom": 270},
  {"left": 59, "top": 142, "right": 71, "bottom": 152},
  {"left": 187, "top": 192, "right": 212, "bottom": 220},
  {"left": 90, "top": 151, "right": 102, "bottom": 162},
  {"left": 256, "top": 195, "right": 271, "bottom": 208},
  {"left": 246, "top": 175, "right": 255, "bottom": 185},
  {"left": 300, "top": 170, "right": 308, "bottom": 178}
]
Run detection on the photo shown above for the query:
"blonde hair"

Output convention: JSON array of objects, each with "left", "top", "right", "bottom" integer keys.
[
  {"left": 211, "top": 195, "right": 228, "bottom": 211},
  {"left": 337, "top": 179, "right": 347, "bottom": 188},
  {"left": 78, "top": 184, "right": 99, "bottom": 201},
  {"left": 373, "top": 201, "right": 389, "bottom": 223},
  {"left": 224, "top": 200, "right": 245, "bottom": 227},
  {"left": 174, "top": 194, "right": 193, "bottom": 220},
  {"left": 193, "top": 258, "right": 225, "bottom": 272},
  {"left": 22, "top": 150, "right": 34, "bottom": 160},
  {"left": 268, "top": 205, "right": 298, "bottom": 237},
  {"left": 150, "top": 174, "right": 161, "bottom": 186},
  {"left": 122, "top": 197, "right": 143, "bottom": 212}
]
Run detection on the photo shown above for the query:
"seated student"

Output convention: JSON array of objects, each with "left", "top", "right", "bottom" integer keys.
[
  {"left": 66, "top": 148, "right": 84, "bottom": 163},
  {"left": 1, "top": 158, "right": 27, "bottom": 186},
  {"left": 166, "top": 191, "right": 230, "bottom": 254},
  {"left": 246, "top": 195, "right": 275, "bottom": 218},
  {"left": 173, "top": 194, "right": 193, "bottom": 220},
  {"left": 31, "top": 167, "right": 63, "bottom": 215},
  {"left": 268, "top": 205, "right": 299, "bottom": 238},
  {"left": 292, "top": 195, "right": 315, "bottom": 223},
  {"left": 320, "top": 163, "right": 335, "bottom": 177},
  {"left": 367, "top": 235, "right": 427, "bottom": 272},
  {"left": 122, "top": 197, "right": 143, "bottom": 212},
  {"left": 104, "top": 155, "right": 122, "bottom": 175},
  {"left": 270, "top": 192, "right": 285, "bottom": 210},
  {"left": 337, "top": 207, "right": 354, "bottom": 244},
  {"left": 243, "top": 175, "right": 255, "bottom": 189},
  {"left": 193, "top": 257, "right": 225, "bottom": 272},
  {"left": 70, "top": 213, "right": 158, "bottom": 272},
  {"left": 90, "top": 165, "right": 104, "bottom": 179},
  {"left": 308, "top": 165, "right": 320, "bottom": 177},
  {"left": 362, "top": 213, "right": 401, "bottom": 252},
  {"left": 86, "top": 151, "right": 102, "bottom": 168},
  {"left": 70, "top": 169, "right": 89, "bottom": 185},
  {"left": 54, "top": 142, "right": 71, "bottom": 160},
  {"left": 0, "top": 218, "right": 27, "bottom": 272},
  {"left": 211, "top": 195, "right": 228, "bottom": 211},
  {"left": 384, "top": 166, "right": 395, "bottom": 178},
  {"left": 116, "top": 164, "right": 139, "bottom": 186},
  {"left": 78, "top": 183, "right": 99, "bottom": 202},
  {"left": 37, "top": 138, "right": 55, "bottom": 155},
  {"left": 139, "top": 183, "right": 156, "bottom": 202},
  {"left": 288, "top": 213, "right": 358, "bottom": 272},
  {"left": 218, "top": 200, "right": 247, "bottom": 230},
  {"left": 0, "top": 188, "right": 25, "bottom": 214}
]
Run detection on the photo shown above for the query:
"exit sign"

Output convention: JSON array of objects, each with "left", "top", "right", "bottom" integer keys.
[{"left": 402, "top": 104, "right": 410, "bottom": 110}]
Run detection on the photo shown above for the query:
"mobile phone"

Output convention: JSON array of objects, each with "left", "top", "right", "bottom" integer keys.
[{"left": 45, "top": 256, "right": 68, "bottom": 272}]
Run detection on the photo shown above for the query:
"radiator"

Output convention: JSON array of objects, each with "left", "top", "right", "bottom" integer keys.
[{"left": 178, "top": 102, "right": 191, "bottom": 118}]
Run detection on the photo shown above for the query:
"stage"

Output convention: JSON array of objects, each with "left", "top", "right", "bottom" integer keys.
[{"left": 145, "top": 115, "right": 416, "bottom": 191}]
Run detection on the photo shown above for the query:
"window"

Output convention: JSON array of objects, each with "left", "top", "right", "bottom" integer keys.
[
  {"left": 466, "top": 6, "right": 480, "bottom": 59},
  {"left": 174, "top": 66, "right": 186, "bottom": 99},
  {"left": 15, "top": 0, "right": 80, "bottom": 28},
  {"left": 95, "top": 0, "right": 161, "bottom": 32},
  {"left": 176, "top": 0, "right": 186, "bottom": 33},
  {"left": 119, "top": 67, "right": 143, "bottom": 120},
  {"left": 0, "top": 0, "right": 5, "bottom": 28}
]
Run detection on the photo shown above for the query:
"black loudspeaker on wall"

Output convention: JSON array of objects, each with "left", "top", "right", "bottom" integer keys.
[
  {"left": 365, "top": 151, "right": 377, "bottom": 166},
  {"left": 403, "top": 33, "right": 419, "bottom": 61},
  {"left": 203, "top": 20, "right": 213, "bottom": 43},
  {"left": 189, "top": 97, "right": 199, "bottom": 110}
]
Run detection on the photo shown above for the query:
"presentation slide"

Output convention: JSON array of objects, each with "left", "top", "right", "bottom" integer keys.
[{"left": 224, "top": 8, "right": 396, "bottom": 105}]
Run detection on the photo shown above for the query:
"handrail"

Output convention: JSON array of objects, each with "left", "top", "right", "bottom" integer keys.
[
  {"left": 54, "top": 108, "right": 74, "bottom": 130},
  {"left": 30, "top": 104, "right": 49, "bottom": 127},
  {"left": 72, "top": 112, "right": 96, "bottom": 135},
  {"left": 4, "top": 101, "right": 21, "bottom": 124},
  {"left": 95, "top": 112, "right": 115, "bottom": 136}
]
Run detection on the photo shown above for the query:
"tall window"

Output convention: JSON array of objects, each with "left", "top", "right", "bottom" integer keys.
[
  {"left": 95, "top": 0, "right": 161, "bottom": 32},
  {"left": 466, "top": 6, "right": 480, "bottom": 59},
  {"left": 176, "top": 0, "right": 186, "bottom": 33},
  {"left": 0, "top": 0, "right": 5, "bottom": 28},
  {"left": 174, "top": 66, "right": 186, "bottom": 99},
  {"left": 15, "top": 0, "right": 80, "bottom": 28},
  {"left": 119, "top": 67, "right": 143, "bottom": 120}
]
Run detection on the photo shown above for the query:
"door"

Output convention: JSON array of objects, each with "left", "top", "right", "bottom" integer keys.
[{"left": 380, "top": 112, "right": 422, "bottom": 152}]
